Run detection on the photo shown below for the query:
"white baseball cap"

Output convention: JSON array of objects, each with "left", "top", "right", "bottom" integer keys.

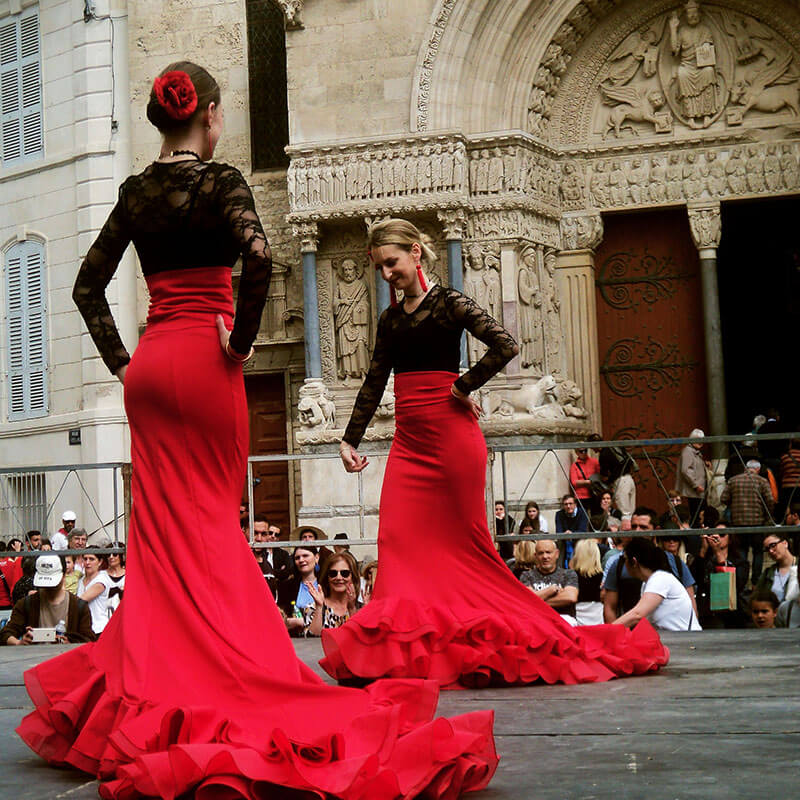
[
  {"left": 33, "top": 555, "right": 64, "bottom": 588},
  {"left": 62, "top": 510, "right": 77, "bottom": 521}
]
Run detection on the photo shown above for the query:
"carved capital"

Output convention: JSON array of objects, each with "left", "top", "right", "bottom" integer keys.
[
  {"left": 687, "top": 203, "right": 721, "bottom": 252},
  {"left": 437, "top": 208, "right": 467, "bottom": 240},
  {"left": 560, "top": 213, "right": 604, "bottom": 251},
  {"left": 293, "top": 222, "right": 319, "bottom": 253},
  {"left": 276, "top": 0, "right": 304, "bottom": 30}
]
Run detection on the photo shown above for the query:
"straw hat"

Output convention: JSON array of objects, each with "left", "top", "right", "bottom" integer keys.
[{"left": 289, "top": 524, "right": 328, "bottom": 542}]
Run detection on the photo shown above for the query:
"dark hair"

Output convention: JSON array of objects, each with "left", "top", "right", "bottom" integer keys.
[
  {"left": 632, "top": 506, "right": 658, "bottom": 527},
  {"left": 253, "top": 513, "right": 269, "bottom": 524},
  {"left": 524, "top": 502, "right": 542, "bottom": 530},
  {"left": 83, "top": 546, "right": 108, "bottom": 571},
  {"left": 26, "top": 529, "right": 41, "bottom": 540},
  {"left": 110, "top": 543, "right": 126, "bottom": 567},
  {"left": 623, "top": 537, "right": 669, "bottom": 572},
  {"left": 7, "top": 537, "right": 22, "bottom": 548},
  {"left": 518, "top": 518, "right": 536, "bottom": 535},
  {"left": 292, "top": 546, "right": 317, "bottom": 574},
  {"left": 319, "top": 551, "right": 360, "bottom": 598},
  {"left": 146, "top": 61, "right": 220, "bottom": 132},
  {"left": 751, "top": 588, "right": 780, "bottom": 610},
  {"left": 590, "top": 512, "right": 609, "bottom": 532},
  {"left": 674, "top": 504, "right": 691, "bottom": 523},
  {"left": 494, "top": 500, "right": 506, "bottom": 507},
  {"left": 701, "top": 505, "right": 720, "bottom": 528},
  {"left": 561, "top": 493, "right": 577, "bottom": 503}
]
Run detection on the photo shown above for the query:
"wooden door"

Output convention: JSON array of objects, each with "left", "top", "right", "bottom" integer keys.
[
  {"left": 245, "top": 373, "right": 290, "bottom": 533},
  {"left": 594, "top": 209, "right": 709, "bottom": 510}
]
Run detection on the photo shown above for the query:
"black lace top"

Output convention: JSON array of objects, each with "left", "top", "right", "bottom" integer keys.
[
  {"left": 343, "top": 285, "right": 519, "bottom": 447},
  {"left": 72, "top": 160, "right": 272, "bottom": 374}
]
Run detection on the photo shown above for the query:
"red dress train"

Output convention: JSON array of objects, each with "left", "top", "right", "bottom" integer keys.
[
  {"left": 17, "top": 271, "right": 497, "bottom": 799},
  {"left": 321, "top": 372, "right": 669, "bottom": 688}
]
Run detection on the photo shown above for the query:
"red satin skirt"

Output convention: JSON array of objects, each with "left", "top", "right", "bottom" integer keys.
[
  {"left": 17, "top": 270, "right": 497, "bottom": 799},
  {"left": 321, "top": 371, "right": 669, "bottom": 687}
]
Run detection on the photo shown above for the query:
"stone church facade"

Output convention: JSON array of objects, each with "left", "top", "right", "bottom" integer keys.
[{"left": 3, "top": 0, "right": 799, "bottom": 540}]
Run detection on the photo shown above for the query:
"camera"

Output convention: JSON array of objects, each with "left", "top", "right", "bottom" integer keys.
[{"left": 29, "top": 627, "right": 57, "bottom": 643}]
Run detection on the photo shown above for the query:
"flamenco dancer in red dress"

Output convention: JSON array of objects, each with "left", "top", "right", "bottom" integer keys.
[
  {"left": 16, "top": 64, "right": 497, "bottom": 799},
  {"left": 325, "top": 219, "right": 669, "bottom": 688}
]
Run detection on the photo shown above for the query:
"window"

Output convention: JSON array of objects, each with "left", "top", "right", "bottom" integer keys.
[
  {"left": 1, "top": 8, "right": 43, "bottom": 165},
  {"left": 246, "top": 0, "right": 289, "bottom": 170},
  {"left": 4, "top": 240, "right": 48, "bottom": 420},
  {"left": 0, "top": 472, "right": 47, "bottom": 534}
]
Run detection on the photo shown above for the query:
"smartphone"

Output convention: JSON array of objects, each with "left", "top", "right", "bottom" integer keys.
[{"left": 29, "top": 627, "right": 57, "bottom": 643}]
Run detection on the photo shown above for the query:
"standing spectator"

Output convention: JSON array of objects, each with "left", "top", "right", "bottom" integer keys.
[
  {"left": 253, "top": 514, "right": 292, "bottom": 599},
  {"left": 612, "top": 539, "right": 701, "bottom": 631},
  {"left": 303, "top": 551, "right": 361, "bottom": 637},
  {"left": 521, "top": 501, "right": 548, "bottom": 532},
  {"left": 749, "top": 589, "right": 779, "bottom": 629},
  {"left": 570, "top": 539, "right": 604, "bottom": 625},
  {"left": 554, "top": 494, "right": 589, "bottom": 567},
  {"left": 755, "top": 535, "right": 798, "bottom": 604},
  {"left": 777, "top": 440, "right": 800, "bottom": 522},
  {"left": 68, "top": 529, "right": 88, "bottom": 578},
  {"left": 292, "top": 525, "right": 333, "bottom": 569},
  {"left": 494, "top": 500, "right": 516, "bottom": 560},
  {"left": 757, "top": 408, "right": 788, "bottom": 478},
  {"left": 570, "top": 447, "right": 600, "bottom": 503},
  {"left": 0, "top": 555, "right": 95, "bottom": 645},
  {"left": 720, "top": 459, "right": 775, "bottom": 583},
  {"left": 51, "top": 511, "right": 76, "bottom": 551},
  {"left": 675, "top": 429, "right": 708, "bottom": 524},
  {"left": 689, "top": 528, "right": 749, "bottom": 628},
  {"left": 519, "top": 539, "right": 579, "bottom": 625},
  {"left": 106, "top": 549, "right": 126, "bottom": 618},
  {"left": 597, "top": 443, "right": 637, "bottom": 520},
  {"left": 77, "top": 549, "right": 113, "bottom": 635}
]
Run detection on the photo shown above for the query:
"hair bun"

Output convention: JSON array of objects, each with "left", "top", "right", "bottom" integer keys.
[{"left": 152, "top": 70, "right": 198, "bottom": 120}]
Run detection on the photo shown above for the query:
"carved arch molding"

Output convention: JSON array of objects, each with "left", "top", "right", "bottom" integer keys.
[{"left": 415, "top": 0, "right": 800, "bottom": 146}]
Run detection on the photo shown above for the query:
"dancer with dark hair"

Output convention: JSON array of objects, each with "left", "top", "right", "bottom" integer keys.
[
  {"left": 326, "top": 218, "right": 669, "bottom": 688},
  {"left": 17, "top": 65, "right": 496, "bottom": 800}
]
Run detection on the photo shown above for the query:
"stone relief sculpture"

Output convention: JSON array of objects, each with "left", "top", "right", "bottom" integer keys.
[
  {"left": 517, "top": 245, "right": 544, "bottom": 372},
  {"left": 488, "top": 375, "right": 588, "bottom": 421},
  {"left": 332, "top": 258, "right": 371, "bottom": 380},
  {"left": 297, "top": 380, "right": 336, "bottom": 431},
  {"left": 541, "top": 249, "right": 564, "bottom": 377},
  {"left": 464, "top": 243, "right": 501, "bottom": 366}
]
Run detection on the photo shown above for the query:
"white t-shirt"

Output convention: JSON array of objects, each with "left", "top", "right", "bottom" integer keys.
[
  {"left": 642, "top": 570, "right": 701, "bottom": 631},
  {"left": 50, "top": 531, "right": 69, "bottom": 550},
  {"left": 77, "top": 570, "right": 113, "bottom": 634}
]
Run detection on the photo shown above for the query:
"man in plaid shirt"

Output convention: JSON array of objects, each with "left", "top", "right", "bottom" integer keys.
[{"left": 721, "top": 459, "right": 775, "bottom": 582}]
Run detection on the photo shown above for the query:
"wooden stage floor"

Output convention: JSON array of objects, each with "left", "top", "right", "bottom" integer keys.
[{"left": 1, "top": 630, "right": 797, "bottom": 799}]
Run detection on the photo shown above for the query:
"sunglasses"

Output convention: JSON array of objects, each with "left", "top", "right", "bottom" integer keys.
[{"left": 328, "top": 569, "right": 351, "bottom": 578}]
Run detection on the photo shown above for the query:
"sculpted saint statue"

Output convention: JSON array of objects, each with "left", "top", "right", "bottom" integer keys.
[
  {"left": 669, "top": 1, "right": 720, "bottom": 127},
  {"left": 541, "top": 250, "right": 564, "bottom": 377},
  {"left": 333, "top": 259, "right": 371, "bottom": 380},
  {"left": 517, "top": 246, "right": 544, "bottom": 371}
]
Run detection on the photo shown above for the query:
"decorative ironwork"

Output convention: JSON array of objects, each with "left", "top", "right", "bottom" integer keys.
[
  {"left": 596, "top": 249, "right": 693, "bottom": 310},
  {"left": 246, "top": 0, "right": 290, "bottom": 170},
  {"left": 601, "top": 336, "right": 697, "bottom": 398}
]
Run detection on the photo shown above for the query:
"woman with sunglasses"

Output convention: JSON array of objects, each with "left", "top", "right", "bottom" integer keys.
[{"left": 304, "top": 551, "right": 361, "bottom": 637}]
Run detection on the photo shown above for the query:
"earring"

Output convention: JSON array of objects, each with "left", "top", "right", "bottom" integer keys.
[
  {"left": 416, "top": 264, "right": 428, "bottom": 291},
  {"left": 206, "top": 125, "right": 214, "bottom": 160},
  {"left": 390, "top": 286, "right": 398, "bottom": 307}
]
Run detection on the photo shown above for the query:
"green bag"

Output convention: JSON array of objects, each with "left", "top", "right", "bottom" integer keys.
[{"left": 709, "top": 568, "right": 736, "bottom": 611}]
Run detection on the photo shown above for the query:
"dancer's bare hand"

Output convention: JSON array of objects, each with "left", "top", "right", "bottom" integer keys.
[
  {"left": 340, "top": 442, "right": 369, "bottom": 473},
  {"left": 451, "top": 384, "right": 483, "bottom": 419},
  {"left": 215, "top": 314, "right": 231, "bottom": 353},
  {"left": 115, "top": 364, "right": 127, "bottom": 385}
]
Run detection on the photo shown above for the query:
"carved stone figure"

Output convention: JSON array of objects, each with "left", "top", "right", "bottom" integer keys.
[
  {"left": 345, "top": 154, "right": 358, "bottom": 199},
  {"left": 418, "top": 145, "right": 432, "bottom": 193},
  {"left": 358, "top": 153, "right": 371, "bottom": 199},
  {"left": 441, "top": 143, "right": 455, "bottom": 190},
  {"left": 688, "top": 206, "right": 722, "bottom": 250},
  {"left": 382, "top": 152, "right": 394, "bottom": 197},
  {"left": 780, "top": 143, "right": 799, "bottom": 190},
  {"left": 705, "top": 150, "right": 727, "bottom": 196},
  {"left": 726, "top": 148, "right": 747, "bottom": 194},
  {"left": 276, "top": 1, "right": 304, "bottom": 30},
  {"left": 488, "top": 148, "right": 504, "bottom": 193},
  {"left": 608, "top": 159, "right": 629, "bottom": 205},
  {"left": 600, "top": 82, "right": 668, "bottom": 138},
  {"left": 517, "top": 245, "right": 544, "bottom": 371},
  {"left": 683, "top": 152, "right": 704, "bottom": 199},
  {"left": 372, "top": 152, "right": 384, "bottom": 198},
  {"left": 475, "top": 149, "right": 490, "bottom": 194},
  {"left": 503, "top": 148, "right": 518, "bottom": 192},
  {"left": 297, "top": 380, "right": 335, "bottom": 430},
  {"left": 430, "top": 145, "right": 442, "bottom": 192},
  {"left": 730, "top": 52, "right": 799, "bottom": 118},
  {"left": 464, "top": 244, "right": 501, "bottom": 365},
  {"left": 626, "top": 157, "right": 649, "bottom": 204},
  {"left": 541, "top": 250, "right": 564, "bottom": 377},
  {"left": 554, "top": 379, "right": 589, "bottom": 419},
  {"left": 746, "top": 144, "right": 766, "bottom": 193},
  {"left": 668, "top": 1, "right": 722, "bottom": 128},
  {"left": 590, "top": 160, "right": 610, "bottom": 206},
  {"left": 453, "top": 146, "right": 465, "bottom": 191},
  {"left": 333, "top": 259, "right": 370, "bottom": 380},
  {"left": 666, "top": 153, "right": 683, "bottom": 201},
  {"left": 649, "top": 156, "right": 668, "bottom": 202},
  {"left": 489, "top": 375, "right": 558, "bottom": 417},
  {"left": 375, "top": 382, "right": 396, "bottom": 420},
  {"left": 560, "top": 162, "right": 585, "bottom": 204}
]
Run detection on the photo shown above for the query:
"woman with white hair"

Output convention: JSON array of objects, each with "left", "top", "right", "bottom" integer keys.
[{"left": 675, "top": 428, "right": 709, "bottom": 525}]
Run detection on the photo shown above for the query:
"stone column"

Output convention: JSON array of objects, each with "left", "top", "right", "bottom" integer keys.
[
  {"left": 688, "top": 202, "right": 728, "bottom": 443},
  {"left": 294, "top": 222, "right": 321, "bottom": 379},
  {"left": 438, "top": 209, "right": 468, "bottom": 367},
  {"left": 555, "top": 213, "right": 604, "bottom": 429}
]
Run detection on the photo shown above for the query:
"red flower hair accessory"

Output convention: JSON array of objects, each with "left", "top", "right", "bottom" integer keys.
[{"left": 152, "top": 71, "right": 198, "bottom": 120}]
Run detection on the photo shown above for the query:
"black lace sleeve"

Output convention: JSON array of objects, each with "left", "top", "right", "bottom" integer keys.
[
  {"left": 342, "top": 311, "right": 392, "bottom": 448},
  {"left": 72, "top": 186, "right": 133, "bottom": 375},
  {"left": 214, "top": 166, "right": 273, "bottom": 354},
  {"left": 441, "top": 289, "right": 519, "bottom": 394}
]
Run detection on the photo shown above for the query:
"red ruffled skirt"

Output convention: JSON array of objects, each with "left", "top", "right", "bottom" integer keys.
[
  {"left": 17, "top": 270, "right": 497, "bottom": 798},
  {"left": 321, "top": 372, "right": 669, "bottom": 687}
]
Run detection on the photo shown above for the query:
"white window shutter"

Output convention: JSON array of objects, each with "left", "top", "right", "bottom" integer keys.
[
  {"left": 1, "top": 10, "right": 42, "bottom": 165},
  {"left": 5, "top": 241, "right": 48, "bottom": 419}
]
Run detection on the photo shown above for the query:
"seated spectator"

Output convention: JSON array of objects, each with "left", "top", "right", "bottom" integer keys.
[
  {"left": 521, "top": 501, "right": 548, "bottom": 533},
  {"left": 570, "top": 539, "right": 603, "bottom": 625},
  {"left": 291, "top": 525, "right": 333, "bottom": 569},
  {"left": 612, "top": 538, "right": 701, "bottom": 631},
  {"left": 360, "top": 560, "right": 378, "bottom": 605},
  {"left": 63, "top": 555, "right": 79, "bottom": 595},
  {"left": 495, "top": 500, "right": 516, "bottom": 560},
  {"left": 303, "top": 551, "right": 361, "bottom": 636},
  {"left": 755, "top": 535, "right": 798, "bottom": 604},
  {"left": 555, "top": 493, "right": 589, "bottom": 567},
  {"left": 776, "top": 592, "right": 800, "bottom": 628},
  {"left": 512, "top": 538, "right": 537, "bottom": 579},
  {"left": 570, "top": 447, "right": 600, "bottom": 502},
  {"left": 106, "top": 548, "right": 126, "bottom": 618},
  {"left": 592, "top": 489, "right": 618, "bottom": 520},
  {"left": 603, "top": 507, "right": 697, "bottom": 623},
  {"left": 68, "top": 529, "right": 88, "bottom": 577},
  {"left": 519, "top": 539, "right": 579, "bottom": 625},
  {"left": 602, "top": 536, "right": 624, "bottom": 569},
  {"left": 279, "top": 545, "right": 319, "bottom": 619},
  {"left": 750, "top": 589, "right": 780, "bottom": 629},
  {"left": 77, "top": 549, "right": 112, "bottom": 635},
  {"left": 689, "top": 527, "right": 749, "bottom": 628},
  {"left": 40, "top": 538, "right": 52, "bottom": 551},
  {"left": 1, "top": 555, "right": 95, "bottom": 645},
  {"left": 658, "top": 531, "right": 687, "bottom": 564},
  {"left": 11, "top": 556, "right": 36, "bottom": 605}
]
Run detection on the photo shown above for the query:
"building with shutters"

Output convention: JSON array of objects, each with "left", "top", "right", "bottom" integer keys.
[{"left": 3, "top": 0, "right": 800, "bottom": 544}]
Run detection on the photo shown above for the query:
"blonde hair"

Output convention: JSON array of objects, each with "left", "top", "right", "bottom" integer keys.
[
  {"left": 514, "top": 539, "right": 537, "bottom": 568},
  {"left": 367, "top": 218, "right": 437, "bottom": 267},
  {"left": 569, "top": 538, "right": 602, "bottom": 577}
]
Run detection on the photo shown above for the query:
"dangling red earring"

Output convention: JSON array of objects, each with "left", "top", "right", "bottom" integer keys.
[
  {"left": 416, "top": 264, "right": 428, "bottom": 291},
  {"left": 390, "top": 286, "right": 398, "bottom": 307},
  {"left": 206, "top": 125, "right": 214, "bottom": 160}
]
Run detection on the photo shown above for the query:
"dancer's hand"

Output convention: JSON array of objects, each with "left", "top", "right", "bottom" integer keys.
[
  {"left": 340, "top": 441, "right": 369, "bottom": 473},
  {"left": 115, "top": 364, "right": 127, "bottom": 384},
  {"left": 451, "top": 384, "right": 483, "bottom": 419}
]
